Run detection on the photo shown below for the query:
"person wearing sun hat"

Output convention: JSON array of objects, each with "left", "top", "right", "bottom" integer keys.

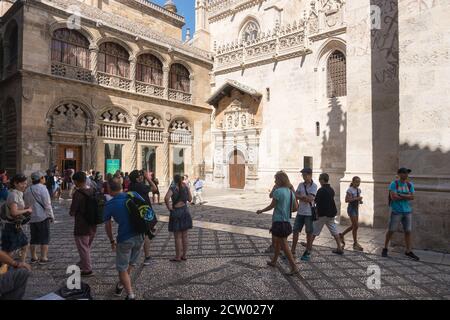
[{"left": 382, "top": 167, "right": 420, "bottom": 261}]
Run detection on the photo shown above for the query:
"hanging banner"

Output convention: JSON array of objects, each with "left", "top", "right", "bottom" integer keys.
[{"left": 106, "top": 159, "right": 120, "bottom": 174}]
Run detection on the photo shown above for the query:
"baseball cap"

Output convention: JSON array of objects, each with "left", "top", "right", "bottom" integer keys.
[
  {"left": 31, "top": 171, "right": 45, "bottom": 182},
  {"left": 300, "top": 168, "right": 313, "bottom": 174},
  {"left": 397, "top": 168, "right": 412, "bottom": 174}
]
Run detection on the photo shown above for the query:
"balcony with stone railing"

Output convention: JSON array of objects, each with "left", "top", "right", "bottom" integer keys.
[
  {"left": 97, "top": 72, "right": 132, "bottom": 91},
  {"left": 168, "top": 89, "right": 192, "bottom": 104},
  {"left": 214, "top": 19, "right": 310, "bottom": 73},
  {"left": 169, "top": 131, "right": 192, "bottom": 145},
  {"left": 135, "top": 81, "right": 165, "bottom": 98},
  {"left": 51, "top": 62, "right": 93, "bottom": 82},
  {"left": 137, "top": 128, "right": 163, "bottom": 143},
  {"left": 99, "top": 124, "right": 130, "bottom": 140}
]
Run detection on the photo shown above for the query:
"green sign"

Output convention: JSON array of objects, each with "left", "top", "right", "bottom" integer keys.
[{"left": 106, "top": 159, "right": 121, "bottom": 174}]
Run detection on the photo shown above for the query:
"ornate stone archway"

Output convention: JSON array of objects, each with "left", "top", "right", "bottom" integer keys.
[{"left": 47, "top": 101, "right": 96, "bottom": 171}]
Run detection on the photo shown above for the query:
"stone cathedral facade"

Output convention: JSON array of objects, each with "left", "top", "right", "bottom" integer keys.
[{"left": 1, "top": 0, "right": 449, "bottom": 251}]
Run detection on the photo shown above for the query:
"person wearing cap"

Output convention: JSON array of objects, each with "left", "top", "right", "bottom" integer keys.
[
  {"left": 128, "top": 170, "right": 158, "bottom": 266},
  {"left": 382, "top": 168, "right": 419, "bottom": 261},
  {"left": 291, "top": 168, "right": 317, "bottom": 261},
  {"left": 24, "top": 171, "right": 55, "bottom": 264}
]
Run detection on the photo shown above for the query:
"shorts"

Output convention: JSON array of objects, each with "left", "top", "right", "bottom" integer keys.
[
  {"left": 30, "top": 219, "right": 51, "bottom": 245},
  {"left": 270, "top": 221, "right": 292, "bottom": 238},
  {"left": 388, "top": 212, "right": 412, "bottom": 232},
  {"left": 347, "top": 205, "right": 359, "bottom": 217},
  {"left": 313, "top": 216, "right": 338, "bottom": 237},
  {"left": 116, "top": 235, "right": 144, "bottom": 272},
  {"left": 1, "top": 224, "right": 28, "bottom": 252},
  {"left": 293, "top": 215, "right": 313, "bottom": 234}
]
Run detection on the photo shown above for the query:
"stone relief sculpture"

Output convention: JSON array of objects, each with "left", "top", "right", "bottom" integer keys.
[{"left": 50, "top": 103, "right": 89, "bottom": 133}]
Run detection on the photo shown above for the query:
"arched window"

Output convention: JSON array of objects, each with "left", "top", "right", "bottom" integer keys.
[
  {"left": 98, "top": 42, "right": 130, "bottom": 78},
  {"left": 5, "top": 22, "right": 18, "bottom": 69},
  {"left": 241, "top": 20, "right": 259, "bottom": 42},
  {"left": 0, "top": 99, "right": 17, "bottom": 174},
  {"left": 327, "top": 50, "right": 346, "bottom": 98},
  {"left": 136, "top": 54, "right": 163, "bottom": 86},
  {"left": 51, "top": 29, "right": 90, "bottom": 69},
  {"left": 169, "top": 63, "right": 190, "bottom": 93}
]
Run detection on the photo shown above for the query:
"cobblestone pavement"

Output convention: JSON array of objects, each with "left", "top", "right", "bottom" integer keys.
[{"left": 19, "top": 189, "right": 450, "bottom": 300}]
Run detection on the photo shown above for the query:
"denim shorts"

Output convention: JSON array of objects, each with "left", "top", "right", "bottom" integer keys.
[
  {"left": 347, "top": 205, "right": 359, "bottom": 217},
  {"left": 293, "top": 215, "right": 313, "bottom": 234},
  {"left": 388, "top": 212, "right": 412, "bottom": 232},
  {"left": 116, "top": 235, "right": 144, "bottom": 272}
]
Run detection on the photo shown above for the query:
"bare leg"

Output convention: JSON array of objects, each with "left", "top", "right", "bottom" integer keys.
[
  {"left": 119, "top": 265, "right": 134, "bottom": 296},
  {"left": 350, "top": 215, "right": 359, "bottom": 243},
  {"left": 174, "top": 232, "right": 183, "bottom": 260},
  {"left": 341, "top": 225, "right": 353, "bottom": 237},
  {"left": 405, "top": 231, "right": 412, "bottom": 252},
  {"left": 333, "top": 235, "right": 343, "bottom": 251},
  {"left": 270, "top": 237, "right": 281, "bottom": 264},
  {"left": 41, "top": 245, "right": 49, "bottom": 260},
  {"left": 143, "top": 235, "right": 151, "bottom": 258},
  {"left": 384, "top": 231, "right": 394, "bottom": 249},
  {"left": 306, "top": 233, "right": 314, "bottom": 252},
  {"left": 181, "top": 231, "right": 189, "bottom": 259},
  {"left": 30, "top": 245, "right": 38, "bottom": 260},
  {"left": 291, "top": 232, "right": 299, "bottom": 255},
  {"left": 19, "top": 245, "right": 28, "bottom": 263},
  {"left": 281, "top": 238, "right": 298, "bottom": 272}
]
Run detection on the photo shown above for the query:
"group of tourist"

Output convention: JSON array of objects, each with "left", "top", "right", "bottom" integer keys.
[
  {"left": 256, "top": 167, "right": 420, "bottom": 276},
  {"left": 0, "top": 164, "right": 419, "bottom": 300}
]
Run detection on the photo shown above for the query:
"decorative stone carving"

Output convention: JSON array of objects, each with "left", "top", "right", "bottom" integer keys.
[
  {"left": 100, "top": 109, "right": 129, "bottom": 124},
  {"left": 221, "top": 99, "right": 256, "bottom": 130},
  {"left": 49, "top": 103, "right": 89, "bottom": 133},
  {"left": 138, "top": 114, "right": 163, "bottom": 128}
]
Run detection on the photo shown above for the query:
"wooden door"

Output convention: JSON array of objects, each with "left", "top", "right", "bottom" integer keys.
[
  {"left": 229, "top": 150, "right": 245, "bottom": 189},
  {"left": 57, "top": 145, "right": 82, "bottom": 173}
]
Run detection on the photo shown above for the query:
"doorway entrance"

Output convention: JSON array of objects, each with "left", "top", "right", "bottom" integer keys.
[
  {"left": 229, "top": 150, "right": 245, "bottom": 189},
  {"left": 57, "top": 145, "right": 82, "bottom": 172}
]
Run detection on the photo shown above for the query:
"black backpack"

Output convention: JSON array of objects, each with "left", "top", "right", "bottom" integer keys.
[
  {"left": 125, "top": 192, "right": 157, "bottom": 239},
  {"left": 56, "top": 282, "right": 93, "bottom": 300},
  {"left": 77, "top": 189, "right": 106, "bottom": 226}
]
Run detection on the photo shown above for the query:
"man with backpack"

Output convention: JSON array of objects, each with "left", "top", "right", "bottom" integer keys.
[
  {"left": 104, "top": 180, "right": 147, "bottom": 300},
  {"left": 382, "top": 168, "right": 420, "bottom": 261},
  {"left": 69, "top": 172, "right": 97, "bottom": 277}
]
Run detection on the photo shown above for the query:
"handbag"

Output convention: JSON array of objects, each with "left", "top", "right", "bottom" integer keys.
[
  {"left": 289, "top": 190, "right": 299, "bottom": 219},
  {"left": 303, "top": 183, "right": 318, "bottom": 221}
]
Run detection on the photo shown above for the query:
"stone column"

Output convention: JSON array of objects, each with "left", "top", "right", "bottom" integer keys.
[
  {"left": 89, "top": 45, "right": 99, "bottom": 82},
  {"left": 341, "top": 0, "right": 399, "bottom": 227},
  {"left": 129, "top": 128, "right": 137, "bottom": 170},
  {"left": 91, "top": 124, "right": 100, "bottom": 169},
  {"left": 162, "top": 132, "right": 170, "bottom": 187},
  {"left": 163, "top": 66, "right": 170, "bottom": 100},
  {"left": 129, "top": 55, "right": 137, "bottom": 92}
]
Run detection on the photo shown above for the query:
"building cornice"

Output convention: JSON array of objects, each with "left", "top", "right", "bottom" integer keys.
[
  {"left": 20, "top": 69, "right": 212, "bottom": 114},
  {"left": 115, "top": 0, "right": 185, "bottom": 27},
  {"left": 28, "top": 0, "right": 213, "bottom": 64}
]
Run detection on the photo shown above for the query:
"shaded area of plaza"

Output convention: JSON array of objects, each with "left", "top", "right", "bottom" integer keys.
[{"left": 21, "top": 189, "right": 450, "bottom": 300}]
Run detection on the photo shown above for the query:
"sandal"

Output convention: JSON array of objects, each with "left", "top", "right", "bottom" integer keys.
[
  {"left": 286, "top": 268, "right": 300, "bottom": 276},
  {"left": 170, "top": 258, "right": 182, "bottom": 262},
  {"left": 266, "top": 261, "right": 277, "bottom": 267}
]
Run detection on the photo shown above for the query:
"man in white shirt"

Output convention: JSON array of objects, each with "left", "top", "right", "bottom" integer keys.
[{"left": 192, "top": 177, "right": 206, "bottom": 205}]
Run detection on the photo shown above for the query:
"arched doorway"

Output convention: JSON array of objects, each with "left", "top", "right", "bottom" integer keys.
[
  {"left": 0, "top": 98, "right": 17, "bottom": 174},
  {"left": 229, "top": 150, "right": 245, "bottom": 189}
]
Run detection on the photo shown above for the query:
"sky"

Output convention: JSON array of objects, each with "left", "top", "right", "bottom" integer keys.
[{"left": 151, "top": 0, "right": 196, "bottom": 41}]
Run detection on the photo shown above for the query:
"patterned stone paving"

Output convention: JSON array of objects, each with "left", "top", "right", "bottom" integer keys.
[{"left": 17, "top": 196, "right": 450, "bottom": 300}]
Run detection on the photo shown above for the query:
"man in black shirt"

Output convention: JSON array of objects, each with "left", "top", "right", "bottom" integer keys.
[
  {"left": 310, "top": 173, "right": 344, "bottom": 255},
  {"left": 128, "top": 170, "right": 158, "bottom": 265}
]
